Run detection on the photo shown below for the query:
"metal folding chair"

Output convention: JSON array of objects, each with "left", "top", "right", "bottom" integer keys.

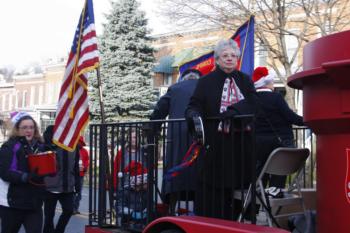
[{"left": 235, "top": 147, "right": 310, "bottom": 227}]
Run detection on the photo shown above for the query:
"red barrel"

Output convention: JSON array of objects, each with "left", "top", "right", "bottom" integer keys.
[{"left": 288, "top": 30, "right": 350, "bottom": 233}]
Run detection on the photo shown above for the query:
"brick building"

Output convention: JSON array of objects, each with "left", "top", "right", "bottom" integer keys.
[{"left": 0, "top": 62, "right": 65, "bottom": 131}]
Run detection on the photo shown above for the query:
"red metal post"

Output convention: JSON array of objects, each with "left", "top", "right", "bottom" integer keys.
[{"left": 288, "top": 30, "right": 350, "bottom": 233}]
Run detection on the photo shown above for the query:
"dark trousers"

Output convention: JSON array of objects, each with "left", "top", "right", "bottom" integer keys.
[
  {"left": 163, "top": 191, "right": 195, "bottom": 215},
  {"left": 43, "top": 192, "right": 74, "bottom": 233},
  {"left": 0, "top": 206, "right": 42, "bottom": 233},
  {"left": 73, "top": 176, "right": 84, "bottom": 211},
  {"left": 194, "top": 184, "right": 241, "bottom": 220},
  {"left": 256, "top": 135, "right": 294, "bottom": 188}
]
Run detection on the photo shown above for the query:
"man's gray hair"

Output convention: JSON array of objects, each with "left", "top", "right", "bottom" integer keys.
[
  {"left": 214, "top": 39, "right": 241, "bottom": 64},
  {"left": 182, "top": 71, "right": 200, "bottom": 81}
]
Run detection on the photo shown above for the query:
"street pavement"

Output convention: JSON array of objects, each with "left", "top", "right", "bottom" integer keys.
[
  {"left": 1, "top": 185, "right": 272, "bottom": 232},
  {"left": 0, "top": 187, "right": 90, "bottom": 233}
]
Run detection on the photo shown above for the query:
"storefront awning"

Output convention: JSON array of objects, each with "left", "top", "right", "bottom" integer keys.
[
  {"left": 172, "top": 46, "right": 214, "bottom": 68},
  {"left": 153, "top": 56, "right": 174, "bottom": 74}
]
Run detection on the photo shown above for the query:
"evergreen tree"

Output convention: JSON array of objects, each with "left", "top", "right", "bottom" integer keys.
[{"left": 89, "top": 0, "right": 156, "bottom": 122}]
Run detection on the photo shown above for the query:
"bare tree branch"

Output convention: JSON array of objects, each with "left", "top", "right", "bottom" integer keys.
[{"left": 156, "top": 0, "right": 350, "bottom": 108}]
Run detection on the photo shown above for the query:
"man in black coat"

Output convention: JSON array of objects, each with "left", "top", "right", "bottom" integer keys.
[
  {"left": 42, "top": 125, "right": 80, "bottom": 233},
  {"left": 185, "top": 39, "right": 257, "bottom": 220},
  {"left": 150, "top": 70, "right": 200, "bottom": 213},
  {"left": 252, "top": 67, "right": 304, "bottom": 197}
]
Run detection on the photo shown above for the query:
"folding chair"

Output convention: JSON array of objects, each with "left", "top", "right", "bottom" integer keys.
[{"left": 235, "top": 147, "right": 310, "bottom": 227}]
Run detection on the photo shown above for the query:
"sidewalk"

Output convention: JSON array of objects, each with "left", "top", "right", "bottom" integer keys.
[{"left": 0, "top": 187, "right": 90, "bottom": 233}]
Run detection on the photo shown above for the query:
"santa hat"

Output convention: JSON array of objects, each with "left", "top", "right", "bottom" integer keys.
[
  {"left": 79, "top": 136, "right": 86, "bottom": 146},
  {"left": 10, "top": 111, "right": 31, "bottom": 125},
  {"left": 252, "top": 66, "right": 274, "bottom": 89},
  {"left": 123, "top": 160, "right": 148, "bottom": 176}
]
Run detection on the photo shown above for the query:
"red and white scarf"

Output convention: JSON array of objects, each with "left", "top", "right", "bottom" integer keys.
[{"left": 218, "top": 77, "right": 244, "bottom": 133}]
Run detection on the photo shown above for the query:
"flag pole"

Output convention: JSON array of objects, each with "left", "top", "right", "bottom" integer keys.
[
  {"left": 96, "top": 67, "right": 106, "bottom": 124},
  {"left": 239, "top": 15, "right": 254, "bottom": 70},
  {"left": 96, "top": 66, "right": 113, "bottom": 224}
]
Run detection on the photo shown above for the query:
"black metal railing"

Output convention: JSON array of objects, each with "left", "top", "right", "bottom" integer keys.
[{"left": 87, "top": 117, "right": 315, "bottom": 231}]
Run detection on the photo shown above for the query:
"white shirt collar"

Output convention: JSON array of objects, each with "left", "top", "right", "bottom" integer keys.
[{"left": 256, "top": 88, "right": 273, "bottom": 92}]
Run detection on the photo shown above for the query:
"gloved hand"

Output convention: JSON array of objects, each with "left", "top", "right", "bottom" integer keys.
[
  {"left": 192, "top": 115, "right": 205, "bottom": 145},
  {"left": 219, "top": 105, "right": 238, "bottom": 119},
  {"left": 27, "top": 172, "right": 45, "bottom": 185},
  {"left": 185, "top": 112, "right": 204, "bottom": 144},
  {"left": 220, "top": 104, "right": 254, "bottom": 131},
  {"left": 185, "top": 111, "right": 200, "bottom": 133}
]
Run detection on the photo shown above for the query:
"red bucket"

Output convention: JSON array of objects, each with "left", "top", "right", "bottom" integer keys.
[{"left": 28, "top": 151, "right": 57, "bottom": 176}]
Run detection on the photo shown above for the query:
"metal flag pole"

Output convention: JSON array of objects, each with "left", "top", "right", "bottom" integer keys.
[
  {"left": 96, "top": 66, "right": 116, "bottom": 225},
  {"left": 96, "top": 67, "right": 106, "bottom": 124}
]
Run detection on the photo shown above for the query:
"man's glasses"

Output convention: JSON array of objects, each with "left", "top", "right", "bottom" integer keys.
[{"left": 19, "top": 126, "right": 35, "bottom": 130}]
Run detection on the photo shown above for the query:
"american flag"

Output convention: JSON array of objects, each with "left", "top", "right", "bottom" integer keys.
[{"left": 53, "top": 0, "right": 99, "bottom": 151}]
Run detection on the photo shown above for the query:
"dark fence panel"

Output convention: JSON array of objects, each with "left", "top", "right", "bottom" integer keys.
[{"left": 88, "top": 118, "right": 315, "bottom": 231}]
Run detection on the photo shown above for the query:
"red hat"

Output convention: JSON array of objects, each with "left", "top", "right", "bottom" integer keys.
[
  {"left": 123, "top": 161, "right": 148, "bottom": 176},
  {"left": 79, "top": 136, "right": 86, "bottom": 146},
  {"left": 252, "top": 66, "right": 274, "bottom": 89}
]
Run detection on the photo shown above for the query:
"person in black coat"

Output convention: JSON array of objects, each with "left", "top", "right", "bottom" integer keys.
[
  {"left": 42, "top": 125, "right": 80, "bottom": 233},
  {"left": 185, "top": 39, "right": 257, "bottom": 220},
  {"left": 252, "top": 67, "right": 304, "bottom": 197},
  {"left": 0, "top": 112, "right": 46, "bottom": 233},
  {"left": 150, "top": 70, "right": 200, "bottom": 213}
]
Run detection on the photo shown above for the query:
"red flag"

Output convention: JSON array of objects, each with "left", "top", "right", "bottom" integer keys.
[
  {"left": 179, "top": 16, "right": 255, "bottom": 79},
  {"left": 53, "top": 0, "right": 99, "bottom": 151}
]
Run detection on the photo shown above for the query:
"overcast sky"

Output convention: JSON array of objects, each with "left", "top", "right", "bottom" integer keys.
[{"left": 0, "top": 0, "right": 170, "bottom": 67}]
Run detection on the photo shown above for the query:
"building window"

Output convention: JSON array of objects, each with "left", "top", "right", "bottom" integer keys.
[
  {"left": 22, "top": 91, "right": 27, "bottom": 107},
  {"left": 324, "top": 19, "right": 332, "bottom": 34},
  {"left": 39, "top": 86, "right": 43, "bottom": 105},
  {"left": 46, "top": 83, "right": 50, "bottom": 103},
  {"left": 48, "top": 83, "right": 55, "bottom": 104},
  {"left": 285, "top": 30, "right": 299, "bottom": 72},
  {"left": 163, "top": 74, "right": 172, "bottom": 86},
  {"left": 30, "top": 86, "right": 35, "bottom": 106},
  {"left": 15, "top": 91, "right": 19, "bottom": 108},
  {"left": 9, "top": 93, "right": 13, "bottom": 110},
  {"left": 55, "top": 82, "right": 60, "bottom": 102},
  {"left": 257, "top": 44, "right": 268, "bottom": 66},
  {"left": 40, "top": 111, "right": 56, "bottom": 133},
  {"left": 1, "top": 95, "right": 5, "bottom": 111}
]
